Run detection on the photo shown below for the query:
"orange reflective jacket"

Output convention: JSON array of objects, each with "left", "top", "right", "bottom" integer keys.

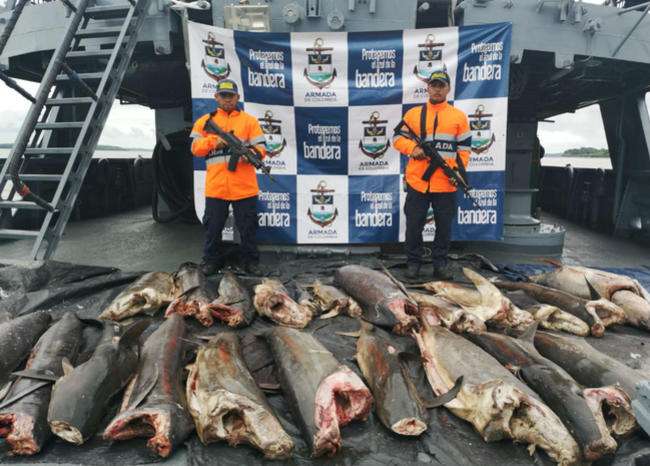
[
  {"left": 191, "top": 108, "right": 267, "bottom": 201},
  {"left": 393, "top": 101, "right": 471, "bottom": 193}
]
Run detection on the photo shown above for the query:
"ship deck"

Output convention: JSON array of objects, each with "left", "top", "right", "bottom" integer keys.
[{"left": 0, "top": 207, "right": 647, "bottom": 271}]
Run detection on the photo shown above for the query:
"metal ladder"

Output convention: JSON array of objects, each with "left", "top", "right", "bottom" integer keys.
[{"left": 0, "top": 0, "right": 152, "bottom": 260}]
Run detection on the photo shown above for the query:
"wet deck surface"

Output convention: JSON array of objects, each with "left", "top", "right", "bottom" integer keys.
[
  {"left": 543, "top": 212, "right": 650, "bottom": 268},
  {"left": 0, "top": 208, "right": 647, "bottom": 271}
]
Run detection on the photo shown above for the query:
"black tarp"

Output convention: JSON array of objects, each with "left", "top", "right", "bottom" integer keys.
[{"left": 0, "top": 259, "right": 649, "bottom": 465}]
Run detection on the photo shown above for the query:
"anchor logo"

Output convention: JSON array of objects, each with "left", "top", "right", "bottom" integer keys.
[
  {"left": 359, "top": 111, "right": 389, "bottom": 159},
  {"left": 414, "top": 34, "right": 445, "bottom": 83},
  {"left": 201, "top": 32, "right": 231, "bottom": 82},
  {"left": 303, "top": 38, "right": 337, "bottom": 89},
  {"left": 307, "top": 180, "right": 338, "bottom": 227},
  {"left": 258, "top": 110, "right": 287, "bottom": 158},
  {"left": 469, "top": 105, "right": 496, "bottom": 154}
]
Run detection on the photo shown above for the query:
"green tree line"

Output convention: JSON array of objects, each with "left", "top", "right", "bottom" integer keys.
[{"left": 562, "top": 147, "right": 609, "bottom": 157}]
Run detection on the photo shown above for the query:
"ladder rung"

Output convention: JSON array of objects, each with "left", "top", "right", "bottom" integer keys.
[
  {"left": 0, "top": 229, "right": 40, "bottom": 239},
  {"left": 24, "top": 147, "right": 74, "bottom": 155},
  {"left": 66, "top": 49, "right": 113, "bottom": 59},
  {"left": 56, "top": 72, "right": 103, "bottom": 81},
  {"left": 84, "top": 4, "right": 131, "bottom": 19},
  {"left": 0, "top": 200, "right": 45, "bottom": 210},
  {"left": 3, "top": 174, "right": 63, "bottom": 182},
  {"left": 60, "top": 0, "right": 77, "bottom": 12},
  {"left": 76, "top": 26, "right": 125, "bottom": 39},
  {"left": 46, "top": 97, "right": 94, "bottom": 106},
  {"left": 35, "top": 122, "right": 84, "bottom": 130}
]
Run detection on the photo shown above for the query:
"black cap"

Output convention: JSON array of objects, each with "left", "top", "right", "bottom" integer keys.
[
  {"left": 428, "top": 70, "right": 450, "bottom": 85},
  {"left": 215, "top": 79, "right": 239, "bottom": 95}
]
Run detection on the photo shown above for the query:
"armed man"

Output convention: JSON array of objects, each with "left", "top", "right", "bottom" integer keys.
[
  {"left": 190, "top": 79, "right": 267, "bottom": 275},
  {"left": 393, "top": 70, "right": 472, "bottom": 280}
]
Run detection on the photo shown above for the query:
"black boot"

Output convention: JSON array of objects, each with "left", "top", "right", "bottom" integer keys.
[
  {"left": 433, "top": 265, "right": 453, "bottom": 281},
  {"left": 200, "top": 260, "right": 223, "bottom": 276},
  {"left": 405, "top": 262, "right": 420, "bottom": 280}
]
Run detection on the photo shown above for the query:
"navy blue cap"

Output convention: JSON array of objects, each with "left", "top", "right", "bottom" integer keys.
[
  {"left": 215, "top": 79, "right": 239, "bottom": 95},
  {"left": 428, "top": 70, "right": 450, "bottom": 85}
]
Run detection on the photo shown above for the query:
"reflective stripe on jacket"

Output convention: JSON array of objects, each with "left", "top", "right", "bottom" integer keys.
[
  {"left": 191, "top": 108, "right": 266, "bottom": 201},
  {"left": 393, "top": 101, "right": 471, "bottom": 193}
]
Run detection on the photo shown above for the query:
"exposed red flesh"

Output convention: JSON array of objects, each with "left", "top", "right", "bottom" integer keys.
[
  {"left": 386, "top": 298, "right": 420, "bottom": 334},
  {"left": 0, "top": 413, "right": 40, "bottom": 456},
  {"left": 313, "top": 368, "right": 373, "bottom": 456},
  {"left": 104, "top": 411, "right": 173, "bottom": 457},
  {"left": 208, "top": 304, "right": 245, "bottom": 327},
  {"left": 165, "top": 298, "right": 214, "bottom": 327}
]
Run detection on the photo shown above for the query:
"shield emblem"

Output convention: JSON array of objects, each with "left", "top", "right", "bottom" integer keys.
[
  {"left": 416, "top": 50, "right": 442, "bottom": 80},
  {"left": 201, "top": 34, "right": 230, "bottom": 81},
  {"left": 362, "top": 133, "right": 388, "bottom": 154},
  {"left": 304, "top": 38, "right": 337, "bottom": 89},
  {"left": 469, "top": 105, "right": 496, "bottom": 154},
  {"left": 359, "top": 111, "right": 389, "bottom": 159},
  {"left": 307, "top": 181, "right": 338, "bottom": 227},
  {"left": 259, "top": 111, "right": 287, "bottom": 158},
  {"left": 308, "top": 53, "right": 333, "bottom": 83},
  {"left": 471, "top": 120, "right": 493, "bottom": 149},
  {"left": 265, "top": 132, "right": 285, "bottom": 152},
  {"left": 413, "top": 34, "right": 445, "bottom": 83},
  {"left": 310, "top": 203, "right": 337, "bottom": 225}
]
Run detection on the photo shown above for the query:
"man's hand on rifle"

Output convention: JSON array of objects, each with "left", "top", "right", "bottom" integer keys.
[
  {"left": 206, "top": 134, "right": 226, "bottom": 151},
  {"left": 410, "top": 146, "right": 426, "bottom": 160}
]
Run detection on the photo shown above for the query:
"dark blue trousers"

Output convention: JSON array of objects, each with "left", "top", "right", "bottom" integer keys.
[
  {"left": 203, "top": 196, "right": 259, "bottom": 265},
  {"left": 404, "top": 186, "right": 456, "bottom": 268}
]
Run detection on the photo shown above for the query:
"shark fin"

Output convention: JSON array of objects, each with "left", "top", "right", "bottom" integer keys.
[
  {"left": 119, "top": 319, "right": 151, "bottom": 347},
  {"left": 423, "top": 376, "right": 463, "bottom": 409},
  {"left": 585, "top": 277, "right": 603, "bottom": 300}
]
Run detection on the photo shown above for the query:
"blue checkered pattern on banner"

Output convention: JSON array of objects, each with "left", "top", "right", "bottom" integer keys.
[{"left": 188, "top": 22, "right": 512, "bottom": 244}]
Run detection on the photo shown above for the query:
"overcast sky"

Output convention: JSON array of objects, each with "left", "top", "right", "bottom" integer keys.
[
  {"left": 0, "top": 80, "right": 156, "bottom": 149},
  {"left": 1, "top": 79, "right": 648, "bottom": 153}
]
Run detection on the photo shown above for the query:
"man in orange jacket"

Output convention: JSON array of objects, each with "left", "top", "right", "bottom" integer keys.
[
  {"left": 190, "top": 79, "right": 267, "bottom": 275},
  {"left": 393, "top": 70, "right": 472, "bottom": 280}
]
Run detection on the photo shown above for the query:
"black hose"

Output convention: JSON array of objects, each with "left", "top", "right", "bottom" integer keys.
[{"left": 151, "top": 129, "right": 198, "bottom": 224}]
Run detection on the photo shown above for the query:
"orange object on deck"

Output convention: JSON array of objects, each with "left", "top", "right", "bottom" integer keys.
[
  {"left": 191, "top": 108, "right": 266, "bottom": 201},
  {"left": 393, "top": 101, "right": 471, "bottom": 193}
]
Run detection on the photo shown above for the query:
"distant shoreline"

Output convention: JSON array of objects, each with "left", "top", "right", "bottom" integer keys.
[{"left": 546, "top": 154, "right": 609, "bottom": 158}]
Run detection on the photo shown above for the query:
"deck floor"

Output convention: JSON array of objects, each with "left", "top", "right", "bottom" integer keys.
[{"left": 0, "top": 208, "right": 648, "bottom": 270}]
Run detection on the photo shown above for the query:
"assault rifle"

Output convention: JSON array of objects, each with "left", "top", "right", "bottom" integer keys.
[
  {"left": 203, "top": 117, "right": 274, "bottom": 182},
  {"left": 393, "top": 118, "right": 481, "bottom": 209}
]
